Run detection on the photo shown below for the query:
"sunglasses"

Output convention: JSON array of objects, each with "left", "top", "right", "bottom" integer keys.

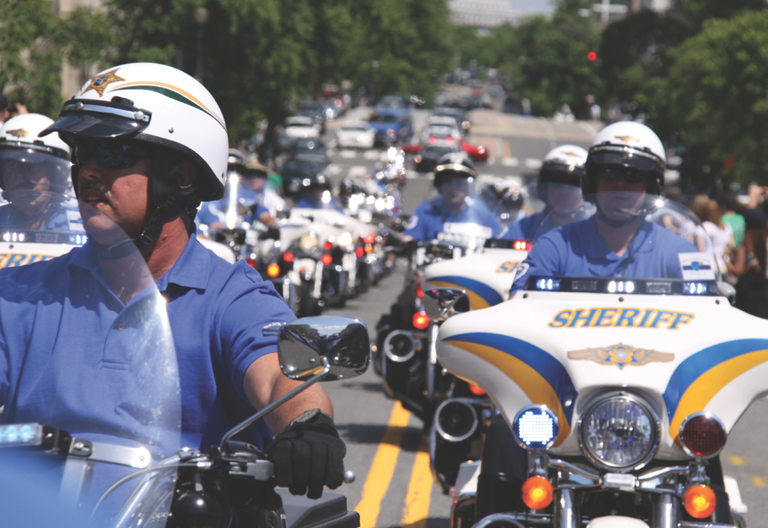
[
  {"left": 73, "top": 142, "right": 152, "bottom": 170},
  {"left": 598, "top": 166, "right": 648, "bottom": 184}
]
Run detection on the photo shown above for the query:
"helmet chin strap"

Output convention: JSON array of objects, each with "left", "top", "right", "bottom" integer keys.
[{"left": 596, "top": 206, "right": 646, "bottom": 228}]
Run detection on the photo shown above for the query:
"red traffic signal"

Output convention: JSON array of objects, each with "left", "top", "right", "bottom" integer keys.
[{"left": 587, "top": 51, "right": 597, "bottom": 62}]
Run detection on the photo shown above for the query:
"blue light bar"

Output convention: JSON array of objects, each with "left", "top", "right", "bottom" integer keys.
[
  {"left": 513, "top": 405, "right": 559, "bottom": 450},
  {"left": 535, "top": 278, "right": 561, "bottom": 291},
  {"left": 0, "top": 423, "right": 43, "bottom": 447}
]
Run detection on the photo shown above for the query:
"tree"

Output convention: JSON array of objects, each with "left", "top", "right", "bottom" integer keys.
[{"left": 664, "top": 10, "right": 768, "bottom": 185}]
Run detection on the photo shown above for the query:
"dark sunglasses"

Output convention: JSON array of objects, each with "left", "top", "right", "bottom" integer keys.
[
  {"left": 73, "top": 142, "right": 152, "bottom": 170},
  {"left": 598, "top": 166, "right": 648, "bottom": 184}
]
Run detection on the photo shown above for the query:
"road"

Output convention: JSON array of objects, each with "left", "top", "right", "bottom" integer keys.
[{"left": 308, "top": 106, "right": 768, "bottom": 528}]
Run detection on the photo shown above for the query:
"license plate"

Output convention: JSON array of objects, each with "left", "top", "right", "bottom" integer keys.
[{"left": 603, "top": 473, "right": 635, "bottom": 489}]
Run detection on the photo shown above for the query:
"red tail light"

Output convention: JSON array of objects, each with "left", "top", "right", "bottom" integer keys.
[
  {"left": 428, "top": 136, "right": 436, "bottom": 144},
  {"left": 364, "top": 233, "right": 376, "bottom": 245},
  {"left": 413, "top": 311, "right": 429, "bottom": 330},
  {"left": 245, "top": 256, "right": 258, "bottom": 269},
  {"left": 513, "top": 240, "right": 530, "bottom": 251},
  {"left": 321, "top": 254, "right": 333, "bottom": 266},
  {"left": 446, "top": 137, "right": 454, "bottom": 145},
  {"left": 468, "top": 384, "right": 486, "bottom": 396},
  {"left": 324, "top": 241, "right": 333, "bottom": 251},
  {"left": 283, "top": 251, "right": 295, "bottom": 263},
  {"left": 415, "top": 281, "right": 424, "bottom": 298},
  {"left": 355, "top": 247, "right": 365, "bottom": 258}
]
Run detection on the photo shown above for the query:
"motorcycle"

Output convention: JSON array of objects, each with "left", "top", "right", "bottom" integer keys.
[
  {"left": 436, "top": 196, "right": 753, "bottom": 528},
  {"left": 0, "top": 200, "right": 369, "bottom": 527}
]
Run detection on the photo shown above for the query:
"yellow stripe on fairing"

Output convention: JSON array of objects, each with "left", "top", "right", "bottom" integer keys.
[
  {"left": 670, "top": 348, "right": 768, "bottom": 440},
  {"left": 116, "top": 81, "right": 226, "bottom": 128},
  {"left": 430, "top": 280, "right": 491, "bottom": 309},
  {"left": 444, "top": 339, "right": 571, "bottom": 446}
]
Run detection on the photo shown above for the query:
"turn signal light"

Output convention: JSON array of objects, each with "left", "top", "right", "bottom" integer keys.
[
  {"left": 364, "top": 233, "right": 376, "bottom": 245},
  {"left": 468, "top": 384, "right": 486, "bottom": 396},
  {"left": 415, "top": 281, "right": 424, "bottom": 298},
  {"left": 521, "top": 476, "right": 554, "bottom": 510},
  {"left": 355, "top": 247, "right": 365, "bottom": 258},
  {"left": 365, "top": 244, "right": 373, "bottom": 254},
  {"left": 283, "top": 251, "right": 295, "bottom": 263},
  {"left": 321, "top": 254, "right": 333, "bottom": 266},
  {"left": 324, "top": 241, "right": 333, "bottom": 251},
  {"left": 267, "top": 263, "right": 280, "bottom": 278},
  {"left": 413, "top": 311, "right": 430, "bottom": 330},
  {"left": 679, "top": 413, "right": 726, "bottom": 458},
  {"left": 683, "top": 484, "right": 717, "bottom": 519}
]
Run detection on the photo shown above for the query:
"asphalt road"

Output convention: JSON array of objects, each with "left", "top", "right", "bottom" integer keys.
[{"left": 310, "top": 106, "right": 768, "bottom": 528}]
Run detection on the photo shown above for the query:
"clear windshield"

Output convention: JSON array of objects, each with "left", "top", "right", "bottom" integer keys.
[
  {"left": 0, "top": 200, "right": 181, "bottom": 525},
  {"left": 515, "top": 192, "right": 720, "bottom": 295}
]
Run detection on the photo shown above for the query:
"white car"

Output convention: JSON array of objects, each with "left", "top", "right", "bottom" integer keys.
[
  {"left": 336, "top": 121, "right": 376, "bottom": 149},
  {"left": 426, "top": 115, "right": 462, "bottom": 136},
  {"left": 284, "top": 116, "right": 320, "bottom": 139}
]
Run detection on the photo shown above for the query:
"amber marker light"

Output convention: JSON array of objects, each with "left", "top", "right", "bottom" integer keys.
[
  {"left": 321, "top": 254, "right": 333, "bottom": 266},
  {"left": 267, "top": 263, "right": 280, "bottom": 278},
  {"left": 468, "top": 384, "right": 486, "bottom": 396},
  {"left": 683, "top": 485, "right": 717, "bottom": 519},
  {"left": 521, "top": 476, "right": 554, "bottom": 510}
]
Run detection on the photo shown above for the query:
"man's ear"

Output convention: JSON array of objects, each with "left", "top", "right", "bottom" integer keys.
[{"left": 176, "top": 161, "right": 197, "bottom": 189}]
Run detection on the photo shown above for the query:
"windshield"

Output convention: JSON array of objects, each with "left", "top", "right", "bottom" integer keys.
[
  {"left": 295, "top": 138, "right": 326, "bottom": 152},
  {"left": 0, "top": 200, "right": 181, "bottom": 525},
  {"left": 370, "top": 113, "right": 398, "bottom": 124},
  {"left": 512, "top": 192, "right": 719, "bottom": 295}
]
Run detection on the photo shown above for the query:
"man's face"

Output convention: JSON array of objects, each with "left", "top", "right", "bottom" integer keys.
[
  {"left": 3, "top": 161, "right": 53, "bottom": 217},
  {"left": 245, "top": 174, "right": 266, "bottom": 192},
  {"left": 595, "top": 165, "right": 648, "bottom": 222},
  {"left": 75, "top": 142, "right": 152, "bottom": 245},
  {"left": 440, "top": 176, "right": 469, "bottom": 207},
  {"left": 545, "top": 182, "right": 582, "bottom": 213}
]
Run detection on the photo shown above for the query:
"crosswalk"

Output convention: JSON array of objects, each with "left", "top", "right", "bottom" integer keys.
[{"left": 331, "top": 148, "right": 542, "bottom": 170}]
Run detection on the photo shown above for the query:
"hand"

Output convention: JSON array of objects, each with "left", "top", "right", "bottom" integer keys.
[{"left": 268, "top": 409, "right": 346, "bottom": 499}]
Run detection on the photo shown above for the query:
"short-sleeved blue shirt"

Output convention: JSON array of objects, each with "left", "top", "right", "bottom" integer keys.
[
  {"left": 0, "top": 234, "right": 296, "bottom": 451},
  {"left": 403, "top": 196, "right": 502, "bottom": 241},
  {"left": 500, "top": 210, "right": 547, "bottom": 241},
  {"left": 510, "top": 217, "right": 698, "bottom": 295}
]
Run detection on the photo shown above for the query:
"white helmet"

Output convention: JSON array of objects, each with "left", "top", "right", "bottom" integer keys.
[
  {"left": 584, "top": 121, "right": 666, "bottom": 196},
  {"left": 41, "top": 62, "right": 227, "bottom": 202},
  {"left": 0, "top": 113, "right": 72, "bottom": 195},
  {"left": 538, "top": 144, "right": 587, "bottom": 201}
]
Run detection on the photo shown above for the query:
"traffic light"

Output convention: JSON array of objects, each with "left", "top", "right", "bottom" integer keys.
[{"left": 587, "top": 51, "right": 597, "bottom": 62}]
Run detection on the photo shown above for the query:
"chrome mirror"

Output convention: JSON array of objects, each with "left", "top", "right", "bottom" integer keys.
[
  {"left": 423, "top": 288, "right": 470, "bottom": 321},
  {"left": 278, "top": 316, "right": 369, "bottom": 381}
]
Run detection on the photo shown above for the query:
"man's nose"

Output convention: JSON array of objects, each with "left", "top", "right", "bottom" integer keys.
[{"left": 78, "top": 157, "right": 104, "bottom": 181}]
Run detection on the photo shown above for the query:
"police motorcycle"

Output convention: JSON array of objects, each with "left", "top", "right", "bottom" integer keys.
[
  {"left": 0, "top": 201, "right": 369, "bottom": 528},
  {"left": 435, "top": 121, "right": 752, "bottom": 528},
  {"left": 0, "top": 113, "right": 88, "bottom": 267}
]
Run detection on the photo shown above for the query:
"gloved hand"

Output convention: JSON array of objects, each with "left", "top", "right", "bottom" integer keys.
[{"left": 268, "top": 409, "right": 346, "bottom": 499}]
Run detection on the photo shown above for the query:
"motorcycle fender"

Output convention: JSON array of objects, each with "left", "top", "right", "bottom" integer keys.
[{"left": 586, "top": 516, "right": 649, "bottom": 528}]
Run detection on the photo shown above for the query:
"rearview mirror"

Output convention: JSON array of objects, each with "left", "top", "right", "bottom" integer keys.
[
  {"left": 423, "top": 288, "right": 470, "bottom": 321},
  {"left": 278, "top": 316, "right": 369, "bottom": 381}
]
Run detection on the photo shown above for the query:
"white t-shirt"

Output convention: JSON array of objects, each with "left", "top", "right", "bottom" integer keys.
[{"left": 703, "top": 220, "right": 733, "bottom": 275}]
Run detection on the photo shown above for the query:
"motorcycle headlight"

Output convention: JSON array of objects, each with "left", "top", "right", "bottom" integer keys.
[
  {"left": 300, "top": 234, "right": 319, "bottom": 251},
  {"left": 337, "top": 232, "right": 353, "bottom": 247},
  {"left": 578, "top": 393, "right": 659, "bottom": 471}
]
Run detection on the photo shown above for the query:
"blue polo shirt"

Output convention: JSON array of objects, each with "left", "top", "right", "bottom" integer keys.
[
  {"left": 510, "top": 217, "right": 698, "bottom": 295},
  {"left": 0, "top": 234, "right": 295, "bottom": 453},
  {"left": 501, "top": 210, "right": 547, "bottom": 241},
  {"left": 403, "top": 196, "right": 502, "bottom": 241}
]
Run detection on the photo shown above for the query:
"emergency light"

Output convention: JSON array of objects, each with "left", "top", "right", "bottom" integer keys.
[
  {"left": 679, "top": 412, "right": 726, "bottom": 458},
  {"left": 513, "top": 405, "right": 559, "bottom": 450}
]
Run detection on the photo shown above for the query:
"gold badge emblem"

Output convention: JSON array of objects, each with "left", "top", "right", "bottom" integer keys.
[
  {"left": 567, "top": 343, "right": 674, "bottom": 369},
  {"left": 615, "top": 135, "right": 640, "bottom": 144},
  {"left": 82, "top": 69, "right": 125, "bottom": 97},
  {"left": 564, "top": 151, "right": 581, "bottom": 157},
  {"left": 5, "top": 128, "right": 31, "bottom": 138}
]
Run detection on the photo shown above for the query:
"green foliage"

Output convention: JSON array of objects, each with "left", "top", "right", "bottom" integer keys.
[{"left": 664, "top": 10, "right": 768, "bottom": 185}]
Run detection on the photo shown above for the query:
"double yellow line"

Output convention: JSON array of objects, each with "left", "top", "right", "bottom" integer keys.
[{"left": 354, "top": 402, "right": 434, "bottom": 528}]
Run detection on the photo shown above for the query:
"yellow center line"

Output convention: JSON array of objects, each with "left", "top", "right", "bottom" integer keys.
[
  {"left": 751, "top": 475, "right": 766, "bottom": 487},
  {"left": 354, "top": 401, "right": 411, "bottom": 528},
  {"left": 503, "top": 139, "right": 512, "bottom": 159},
  {"left": 726, "top": 455, "right": 746, "bottom": 466},
  {"left": 401, "top": 441, "right": 434, "bottom": 528}
]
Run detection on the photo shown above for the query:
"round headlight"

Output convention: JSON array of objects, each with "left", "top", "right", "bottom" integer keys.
[
  {"left": 300, "top": 234, "right": 318, "bottom": 251},
  {"left": 579, "top": 393, "right": 659, "bottom": 471}
]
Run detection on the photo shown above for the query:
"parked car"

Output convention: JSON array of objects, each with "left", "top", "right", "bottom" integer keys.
[
  {"left": 284, "top": 116, "right": 320, "bottom": 139},
  {"left": 336, "top": 121, "right": 376, "bottom": 149}
]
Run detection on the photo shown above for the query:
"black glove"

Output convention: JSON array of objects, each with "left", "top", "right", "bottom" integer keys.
[{"left": 268, "top": 409, "right": 346, "bottom": 499}]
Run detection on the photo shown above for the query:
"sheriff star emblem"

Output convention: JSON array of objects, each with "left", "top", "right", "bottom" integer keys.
[
  {"left": 82, "top": 69, "right": 125, "bottom": 97},
  {"left": 5, "top": 128, "right": 31, "bottom": 138},
  {"left": 615, "top": 135, "right": 640, "bottom": 144},
  {"left": 564, "top": 151, "right": 581, "bottom": 157},
  {"left": 567, "top": 343, "right": 674, "bottom": 369}
]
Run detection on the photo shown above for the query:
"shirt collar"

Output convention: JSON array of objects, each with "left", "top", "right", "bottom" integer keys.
[{"left": 583, "top": 217, "right": 655, "bottom": 260}]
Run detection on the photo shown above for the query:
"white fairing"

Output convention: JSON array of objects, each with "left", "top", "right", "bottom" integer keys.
[
  {"left": 437, "top": 290, "right": 768, "bottom": 460},
  {"left": 0, "top": 241, "right": 80, "bottom": 268}
]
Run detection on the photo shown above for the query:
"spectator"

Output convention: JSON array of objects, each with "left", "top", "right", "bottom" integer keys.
[
  {"left": 0, "top": 94, "right": 28, "bottom": 126},
  {"left": 699, "top": 197, "right": 734, "bottom": 278},
  {"left": 726, "top": 208, "right": 768, "bottom": 319},
  {"left": 719, "top": 192, "right": 746, "bottom": 248}
]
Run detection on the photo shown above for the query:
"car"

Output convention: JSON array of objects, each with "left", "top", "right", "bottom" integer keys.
[
  {"left": 374, "top": 95, "right": 409, "bottom": 109},
  {"left": 369, "top": 108, "right": 413, "bottom": 146},
  {"left": 336, "top": 121, "right": 376, "bottom": 149},
  {"left": 421, "top": 125, "right": 460, "bottom": 143},
  {"left": 433, "top": 107, "right": 471, "bottom": 133},
  {"left": 297, "top": 101, "right": 328, "bottom": 134},
  {"left": 459, "top": 139, "right": 488, "bottom": 163},
  {"left": 279, "top": 158, "right": 330, "bottom": 197},
  {"left": 290, "top": 137, "right": 330, "bottom": 164},
  {"left": 284, "top": 116, "right": 320, "bottom": 139},
  {"left": 413, "top": 142, "right": 459, "bottom": 173}
]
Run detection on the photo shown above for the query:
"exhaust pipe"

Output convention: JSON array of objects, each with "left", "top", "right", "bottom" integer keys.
[
  {"left": 435, "top": 398, "right": 478, "bottom": 442},
  {"left": 383, "top": 330, "right": 418, "bottom": 363}
]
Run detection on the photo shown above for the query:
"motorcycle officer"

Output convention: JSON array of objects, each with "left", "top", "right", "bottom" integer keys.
[
  {"left": 293, "top": 173, "right": 343, "bottom": 213},
  {"left": 0, "top": 113, "right": 78, "bottom": 230},
  {"left": 243, "top": 159, "right": 286, "bottom": 216},
  {"left": 501, "top": 144, "right": 587, "bottom": 241},
  {"left": 402, "top": 153, "right": 502, "bottom": 242},
  {"left": 0, "top": 63, "right": 344, "bottom": 501},
  {"left": 478, "top": 122, "right": 730, "bottom": 520}
]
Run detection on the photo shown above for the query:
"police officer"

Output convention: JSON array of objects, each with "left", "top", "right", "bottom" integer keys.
[
  {"left": 402, "top": 153, "right": 502, "bottom": 242},
  {"left": 501, "top": 144, "right": 587, "bottom": 241},
  {"left": 293, "top": 173, "right": 343, "bottom": 213},
  {"left": 0, "top": 63, "right": 344, "bottom": 500},
  {"left": 0, "top": 113, "right": 78, "bottom": 230},
  {"left": 509, "top": 122, "right": 697, "bottom": 296}
]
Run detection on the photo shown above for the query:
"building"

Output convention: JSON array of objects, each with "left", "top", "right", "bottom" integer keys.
[
  {"left": 592, "top": 0, "right": 672, "bottom": 24},
  {"left": 449, "top": 0, "right": 530, "bottom": 29}
]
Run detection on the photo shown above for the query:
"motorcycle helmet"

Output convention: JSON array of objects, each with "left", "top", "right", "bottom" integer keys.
[
  {"left": 227, "top": 148, "right": 246, "bottom": 175},
  {"left": 537, "top": 145, "right": 587, "bottom": 201},
  {"left": 40, "top": 62, "right": 228, "bottom": 248},
  {"left": 0, "top": 113, "right": 72, "bottom": 199},
  {"left": 245, "top": 160, "right": 269, "bottom": 178},
  {"left": 433, "top": 152, "right": 476, "bottom": 189},
  {"left": 583, "top": 121, "right": 666, "bottom": 197}
]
